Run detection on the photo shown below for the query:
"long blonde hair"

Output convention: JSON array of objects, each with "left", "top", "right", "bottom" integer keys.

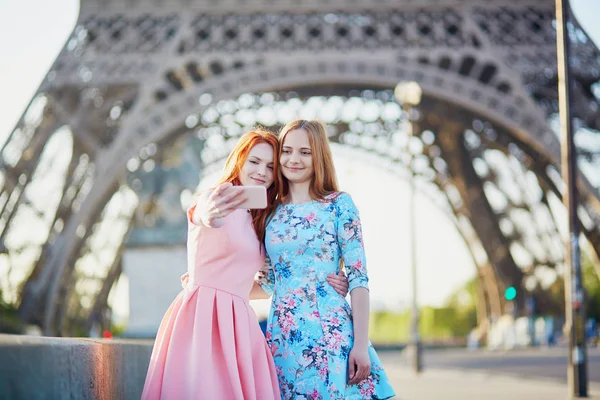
[{"left": 276, "top": 120, "right": 339, "bottom": 203}]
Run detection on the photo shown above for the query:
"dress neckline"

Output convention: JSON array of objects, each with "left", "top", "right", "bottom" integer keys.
[
  {"left": 281, "top": 199, "right": 319, "bottom": 207},
  {"left": 280, "top": 192, "right": 341, "bottom": 208}
]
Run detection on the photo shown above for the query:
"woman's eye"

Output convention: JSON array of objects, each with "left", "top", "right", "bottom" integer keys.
[
  {"left": 302, "top": 151, "right": 312, "bottom": 156},
  {"left": 250, "top": 160, "right": 258, "bottom": 164},
  {"left": 267, "top": 165, "right": 274, "bottom": 170}
]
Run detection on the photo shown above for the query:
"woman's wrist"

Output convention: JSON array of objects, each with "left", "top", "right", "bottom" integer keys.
[{"left": 352, "top": 340, "right": 369, "bottom": 350}]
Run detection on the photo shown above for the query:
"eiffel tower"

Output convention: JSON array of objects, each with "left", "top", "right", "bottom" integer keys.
[{"left": 3, "top": 0, "right": 599, "bottom": 335}]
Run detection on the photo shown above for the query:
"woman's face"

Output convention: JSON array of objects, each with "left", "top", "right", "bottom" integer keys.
[
  {"left": 280, "top": 128, "right": 314, "bottom": 184},
  {"left": 239, "top": 142, "right": 275, "bottom": 187}
]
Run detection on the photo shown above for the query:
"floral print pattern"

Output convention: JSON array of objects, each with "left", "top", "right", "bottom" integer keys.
[{"left": 257, "top": 193, "right": 395, "bottom": 399}]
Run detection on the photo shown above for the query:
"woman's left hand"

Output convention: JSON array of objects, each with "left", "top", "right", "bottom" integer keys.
[
  {"left": 326, "top": 271, "right": 349, "bottom": 296},
  {"left": 347, "top": 345, "right": 371, "bottom": 385}
]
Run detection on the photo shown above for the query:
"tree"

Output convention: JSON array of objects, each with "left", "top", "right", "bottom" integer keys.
[{"left": 583, "top": 253, "right": 600, "bottom": 322}]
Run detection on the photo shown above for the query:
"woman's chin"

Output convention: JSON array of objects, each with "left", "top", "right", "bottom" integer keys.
[
  {"left": 284, "top": 176, "right": 310, "bottom": 184},
  {"left": 243, "top": 178, "right": 269, "bottom": 187}
]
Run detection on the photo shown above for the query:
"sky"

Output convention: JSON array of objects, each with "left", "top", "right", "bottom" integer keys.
[{"left": 0, "top": 0, "right": 599, "bottom": 316}]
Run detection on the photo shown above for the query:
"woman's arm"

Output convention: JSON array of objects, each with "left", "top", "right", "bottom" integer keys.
[
  {"left": 348, "top": 287, "right": 371, "bottom": 384},
  {"left": 253, "top": 253, "right": 276, "bottom": 300},
  {"left": 335, "top": 194, "right": 369, "bottom": 294},
  {"left": 350, "top": 287, "right": 370, "bottom": 348},
  {"left": 335, "top": 193, "right": 371, "bottom": 384},
  {"left": 250, "top": 281, "right": 271, "bottom": 300},
  {"left": 189, "top": 183, "right": 246, "bottom": 228}
]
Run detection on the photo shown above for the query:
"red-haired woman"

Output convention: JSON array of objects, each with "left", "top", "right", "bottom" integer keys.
[{"left": 141, "top": 128, "right": 348, "bottom": 400}]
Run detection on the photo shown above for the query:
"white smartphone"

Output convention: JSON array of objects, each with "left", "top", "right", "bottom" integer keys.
[{"left": 222, "top": 185, "right": 267, "bottom": 209}]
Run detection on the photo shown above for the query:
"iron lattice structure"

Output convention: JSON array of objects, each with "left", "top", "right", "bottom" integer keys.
[{"left": 1, "top": 0, "right": 600, "bottom": 335}]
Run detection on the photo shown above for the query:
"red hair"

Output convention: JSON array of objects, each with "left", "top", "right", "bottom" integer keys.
[{"left": 217, "top": 129, "right": 279, "bottom": 244}]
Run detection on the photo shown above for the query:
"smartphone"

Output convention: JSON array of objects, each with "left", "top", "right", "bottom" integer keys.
[{"left": 221, "top": 185, "right": 267, "bottom": 209}]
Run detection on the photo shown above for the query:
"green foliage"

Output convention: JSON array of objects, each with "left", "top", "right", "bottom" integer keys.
[
  {"left": 111, "top": 322, "right": 127, "bottom": 337},
  {"left": 369, "top": 310, "right": 410, "bottom": 344},
  {"left": 369, "top": 305, "right": 477, "bottom": 344},
  {"left": 369, "top": 277, "right": 479, "bottom": 344},
  {"left": 369, "top": 254, "right": 600, "bottom": 345},
  {"left": 546, "top": 253, "right": 600, "bottom": 320},
  {"left": 369, "top": 307, "right": 477, "bottom": 344},
  {"left": 583, "top": 254, "right": 600, "bottom": 322},
  {"left": 0, "top": 289, "right": 23, "bottom": 334}
]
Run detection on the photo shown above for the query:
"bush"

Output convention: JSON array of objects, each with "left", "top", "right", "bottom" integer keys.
[{"left": 0, "top": 296, "right": 23, "bottom": 334}]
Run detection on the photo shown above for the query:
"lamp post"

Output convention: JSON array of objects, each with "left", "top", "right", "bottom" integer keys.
[
  {"left": 395, "top": 81, "right": 423, "bottom": 373},
  {"left": 554, "top": 0, "right": 588, "bottom": 397},
  {"left": 524, "top": 275, "right": 537, "bottom": 347}
]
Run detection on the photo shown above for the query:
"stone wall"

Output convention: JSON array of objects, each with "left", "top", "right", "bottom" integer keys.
[{"left": 0, "top": 335, "right": 153, "bottom": 400}]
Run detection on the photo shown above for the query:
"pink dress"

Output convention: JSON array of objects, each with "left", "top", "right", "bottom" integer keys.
[{"left": 141, "top": 206, "right": 281, "bottom": 400}]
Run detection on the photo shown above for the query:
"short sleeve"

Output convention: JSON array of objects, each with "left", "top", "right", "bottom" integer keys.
[
  {"left": 335, "top": 193, "right": 369, "bottom": 293},
  {"left": 256, "top": 252, "right": 275, "bottom": 296}
]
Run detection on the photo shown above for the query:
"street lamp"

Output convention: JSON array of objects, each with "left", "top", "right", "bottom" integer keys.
[{"left": 395, "top": 81, "right": 423, "bottom": 374}]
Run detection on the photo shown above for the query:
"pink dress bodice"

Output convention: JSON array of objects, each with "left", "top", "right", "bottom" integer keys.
[{"left": 186, "top": 208, "right": 264, "bottom": 299}]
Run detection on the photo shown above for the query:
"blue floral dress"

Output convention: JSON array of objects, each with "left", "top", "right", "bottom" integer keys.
[{"left": 257, "top": 192, "right": 396, "bottom": 399}]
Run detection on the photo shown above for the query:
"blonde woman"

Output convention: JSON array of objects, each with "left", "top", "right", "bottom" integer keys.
[{"left": 256, "top": 120, "right": 395, "bottom": 399}]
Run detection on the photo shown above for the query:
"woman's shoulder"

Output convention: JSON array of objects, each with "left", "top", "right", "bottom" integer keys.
[
  {"left": 323, "top": 191, "right": 349, "bottom": 202},
  {"left": 328, "top": 192, "right": 360, "bottom": 218},
  {"left": 325, "top": 191, "right": 355, "bottom": 205}
]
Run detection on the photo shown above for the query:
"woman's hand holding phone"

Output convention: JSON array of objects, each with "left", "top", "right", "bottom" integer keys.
[
  {"left": 234, "top": 186, "right": 267, "bottom": 210},
  {"left": 193, "top": 182, "right": 247, "bottom": 227}
]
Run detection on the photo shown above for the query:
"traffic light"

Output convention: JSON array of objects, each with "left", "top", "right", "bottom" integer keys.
[{"left": 504, "top": 286, "right": 517, "bottom": 301}]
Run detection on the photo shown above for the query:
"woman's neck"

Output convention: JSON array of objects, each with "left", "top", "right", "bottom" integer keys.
[{"left": 286, "top": 181, "right": 312, "bottom": 204}]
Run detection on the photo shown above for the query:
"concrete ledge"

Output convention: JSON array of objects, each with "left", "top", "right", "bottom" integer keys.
[{"left": 0, "top": 334, "right": 153, "bottom": 400}]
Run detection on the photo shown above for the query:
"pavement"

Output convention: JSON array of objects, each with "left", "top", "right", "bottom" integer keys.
[
  {"left": 380, "top": 351, "right": 600, "bottom": 400},
  {"left": 407, "top": 346, "right": 600, "bottom": 384}
]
